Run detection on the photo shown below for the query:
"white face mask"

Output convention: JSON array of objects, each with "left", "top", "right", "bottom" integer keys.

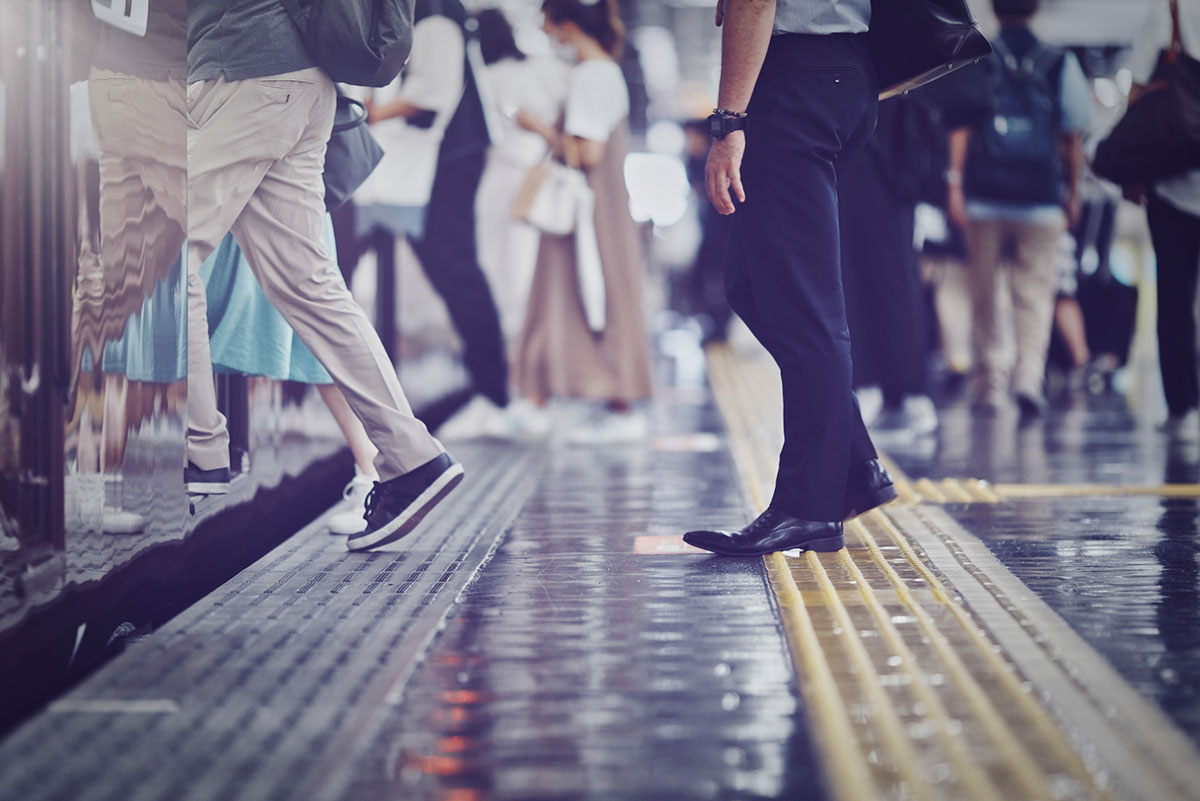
[{"left": 550, "top": 39, "right": 579, "bottom": 63}]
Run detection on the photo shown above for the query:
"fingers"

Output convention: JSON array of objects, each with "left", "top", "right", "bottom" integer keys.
[
  {"left": 706, "top": 166, "right": 737, "bottom": 215},
  {"left": 729, "top": 167, "right": 745, "bottom": 205},
  {"left": 716, "top": 0, "right": 725, "bottom": 26}
]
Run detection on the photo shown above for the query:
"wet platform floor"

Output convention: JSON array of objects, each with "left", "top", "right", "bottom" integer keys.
[{"left": 1, "top": 345, "right": 1199, "bottom": 801}]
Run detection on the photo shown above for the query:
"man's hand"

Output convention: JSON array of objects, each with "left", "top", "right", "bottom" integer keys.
[
  {"left": 706, "top": 132, "right": 746, "bottom": 215},
  {"left": 716, "top": 0, "right": 725, "bottom": 26}
]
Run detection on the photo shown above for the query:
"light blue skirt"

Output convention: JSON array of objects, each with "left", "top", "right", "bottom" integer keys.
[{"left": 199, "top": 217, "right": 336, "bottom": 385}]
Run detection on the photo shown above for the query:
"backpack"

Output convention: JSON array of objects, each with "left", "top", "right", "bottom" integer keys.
[
  {"left": 965, "top": 35, "right": 1066, "bottom": 205},
  {"left": 279, "top": 0, "right": 415, "bottom": 88}
]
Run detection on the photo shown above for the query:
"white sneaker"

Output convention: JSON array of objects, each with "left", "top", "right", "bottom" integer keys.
[
  {"left": 567, "top": 411, "right": 648, "bottom": 445},
  {"left": 1160, "top": 409, "right": 1200, "bottom": 442},
  {"left": 328, "top": 469, "right": 378, "bottom": 535},
  {"left": 856, "top": 387, "right": 883, "bottom": 428},
  {"left": 903, "top": 395, "right": 939, "bottom": 435},
  {"left": 492, "top": 399, "right": 552, "bottom": 440},
  {"left": 437, "top": 396, "right": 505, "bottom": 440}
]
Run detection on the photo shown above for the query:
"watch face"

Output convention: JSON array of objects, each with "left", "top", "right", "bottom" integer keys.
[{"left": 708, "top": 115, "right": 726, "bottom": 138}]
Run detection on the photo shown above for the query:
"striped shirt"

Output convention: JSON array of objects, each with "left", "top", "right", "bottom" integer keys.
[{"left": 773, "top": 0, "right": 871, "bottom": 35}]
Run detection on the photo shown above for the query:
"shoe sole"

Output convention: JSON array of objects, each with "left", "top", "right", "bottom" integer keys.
[
  {"left": 686, "top": 532, "right": 846, "bottom": 557},
  {"left": 346, "top": 464, "right": 464, "bottom": 552},
  {"left": 844, "top": 484, "right": 899, "bottom": 522},
  {"left": 186, "top": 481, "right": 230, "bottom": 495}
]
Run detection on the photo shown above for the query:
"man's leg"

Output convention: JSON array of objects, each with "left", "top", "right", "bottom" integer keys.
[
  {"left": 736, "top": 38, "right": 877, "bottom": 523},
  {"left": 221, "top": 71, "right": 444, "bottom": 481},
  {"left": 1148, "top": 193, "right": 1200, "bottom": 416},
  {"left": 1009, "top": 219, "right": 1062, "bottom": 402},
  {"left": 185, "top": 75, "right": 295, "bottom": 472},
  {"left": 410, "top": 152, "right": 510, "bottom": 407},
  {"left": 963, "top": 219, "right": 1006, "bottom": 407}
]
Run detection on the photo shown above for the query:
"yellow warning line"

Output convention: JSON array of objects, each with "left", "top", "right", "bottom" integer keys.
[
  {"left": 705, "top": 345, "right": 1119, "bottom": 801},
  {"left": 849, "top": 517, "right": 1059, "bottom": 800},
  {"left": 866, "top": 509, "right": 1113, "bottom": 800},
  {"left": 995, "top": 483, "right": 1200, "bottom": 498},
  {"left": 767, "top": 553, "right": 879, "bottom": 801},
  {"left": 803, "top": 549, "right": 936, "bottom": 801},
  {"left": 836, "top": 535, "right": 1005, "bottom": 801}
]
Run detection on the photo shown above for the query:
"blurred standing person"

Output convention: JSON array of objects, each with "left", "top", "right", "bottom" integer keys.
[
  {"left": 187, "top": 0, "right": 461, "bottom": 553},
  {"left": 841, "top": 95, "right": 941, "bottom": 436},
  {"left": 946, "top": 0, "right": 1092, "bottom": 419},
  {"left": 474, "top": 8, "right": 568, "bottom": 342},
  {"left": 509, "top": 0, "right": 653, "bottom": 442},
  {"left": 359, "top": 0, "right": 510, "bottom": 413},
  {"left": 1128, "top": 0, "right": 1200, "bottom": 438},
  {"left": 684, "top": 0, "right": 896, "bottom": 557}
]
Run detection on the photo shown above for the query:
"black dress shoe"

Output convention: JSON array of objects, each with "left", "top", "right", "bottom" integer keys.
[
  {"left": 844, "top": 458, "right": 897, "bottom": 521},
  {"left": 683, "top": 507, "right": 844, "bottom": 556}
]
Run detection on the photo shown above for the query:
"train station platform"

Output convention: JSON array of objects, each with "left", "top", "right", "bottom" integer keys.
[{"left": 1, "top": 343, "right": 1198, "bottom": 801}]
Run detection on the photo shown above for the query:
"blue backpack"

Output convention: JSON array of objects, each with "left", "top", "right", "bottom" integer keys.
[{"left": 965, "top": 36, "right": 1066, "bottom": 205}]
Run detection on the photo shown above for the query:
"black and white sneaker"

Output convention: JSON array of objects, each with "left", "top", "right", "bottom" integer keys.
[
  {"left": 346, "top": 453, "right": 464, "bottom": 552},
  {"left": 185, "top": 462, "right": 231, "bottom": 495}
]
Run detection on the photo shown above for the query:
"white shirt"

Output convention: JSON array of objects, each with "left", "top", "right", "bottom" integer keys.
[
  {"left": 1129, "top": 0, "right": 1200, "bottom": 216},
  {"left": 774, "top": 0, "right": 870, "bottom": 35},
  {"left": 563, "top": 59, "right": 629, "bottom": 143},
  {"left": 354, "top": 16, "right": 464, "bottom": 208},
  {"left": 487, "top": 54, "right": 569, "bottom": 167}
]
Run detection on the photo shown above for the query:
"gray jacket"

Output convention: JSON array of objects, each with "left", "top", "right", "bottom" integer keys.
[{"left": 188, "top": 0, "right": 315, "bottom": 83}]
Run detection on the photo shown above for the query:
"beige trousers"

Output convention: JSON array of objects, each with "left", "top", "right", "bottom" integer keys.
[
  {"left": 186, "top": 68, "right": 443, "bottom": 480},
  {"left": 964, "top": 216, "right": 1064, "bottom": 402}
]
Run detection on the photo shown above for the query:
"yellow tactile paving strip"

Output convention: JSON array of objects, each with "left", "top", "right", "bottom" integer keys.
[{"left": 706, "top": 345, "right": 1121, "bottom": 801}]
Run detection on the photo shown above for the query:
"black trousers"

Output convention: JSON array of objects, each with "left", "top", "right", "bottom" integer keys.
[
  {"left": 1149, "top": 191, "right": 1200, "bottom": 415},
  {"left": 411, "top": 151, "right": 510, "bottom": 407},
  {"left": 726, "top": 33, "right": 879, "bottom": 522},
  {"left": 840, "top": 154, "right": 929, "bottom": 406}
]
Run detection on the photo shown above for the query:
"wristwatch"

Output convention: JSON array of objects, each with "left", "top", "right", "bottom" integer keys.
[{"left": 707, "top": 108, "right": 748, "bottom": 139}]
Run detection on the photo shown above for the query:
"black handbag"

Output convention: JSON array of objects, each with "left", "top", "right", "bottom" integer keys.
[
  {"left": 280, "top": 0, "right": 414, "bottom": 88},
  {"left": 322, "top": 95, "right": 385, "bottom": 212},
  {"left": 1092, "top": 0, "right": 1200, "bottom": 185},
  {"left": 868, "top": 0, "right": 992, "bottom": 100}
]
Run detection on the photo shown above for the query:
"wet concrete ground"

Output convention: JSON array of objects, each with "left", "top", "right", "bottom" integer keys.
[{"left": 885, "top": 397, "right": 1200, "bottom": 750}]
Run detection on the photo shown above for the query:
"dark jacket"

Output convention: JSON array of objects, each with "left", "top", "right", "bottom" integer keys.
[{"left": 187, "top": 0, "right": 315, "bottom": 83}]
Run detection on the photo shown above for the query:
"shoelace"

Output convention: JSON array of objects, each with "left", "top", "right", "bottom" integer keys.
[
  {"left": 742, "top": 507, "right": 782, "bottom": 535},
  {"left": 361, "top": 481, "right": 383, "bottom": 523}
]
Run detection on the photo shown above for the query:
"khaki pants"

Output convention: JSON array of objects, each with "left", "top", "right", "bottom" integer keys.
[
  {"left": 186, "top": 68, "right": 443, "bottom": 480},
  {"left": 964, "top": 217, "right": 1063, "bottom": 402}
]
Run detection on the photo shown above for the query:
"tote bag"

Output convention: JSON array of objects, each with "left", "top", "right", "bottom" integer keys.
[
  {"left": 1092, "top": 0, "right": 1200, "bottom": 185},
  {"left": 868, "top": 0, "right": 992, "bottom": 100}
]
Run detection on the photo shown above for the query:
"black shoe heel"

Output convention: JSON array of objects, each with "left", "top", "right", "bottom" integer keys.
[
  {"left": 803, "top": 534, "right": 845, "bottom": 553},
  {"left": 846, "top": 484, "right": 899, "bottom": 520}
]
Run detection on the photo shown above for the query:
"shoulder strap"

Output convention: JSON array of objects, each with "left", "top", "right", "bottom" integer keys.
[{"left": 1169, "top": 0, "right": 1183, "bottom": 65}]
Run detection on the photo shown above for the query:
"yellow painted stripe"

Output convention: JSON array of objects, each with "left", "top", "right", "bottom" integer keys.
[
  {"left": 836, "top": 539, "right": 1005, "bottom": 801},
  {"left": 867, "top": 509, "right": 1115, "bottom": 800},
  {"left": 802, "top": 549, "right": 936, "bottom": 801},
  {"left": 939, "top": 479, "right": 977, "bottom": 504},
  {"left": 768, "top": 553, "right": 880, "bottom": 801},
  {"left": 850, "top": 517, "right": 1058, "bottom": 800},
  {"left": 994, "top": 483, "right": 1200, "bottom": 498},
  {"left": 914, "top": 478, "right": 951, "bottom": 504}
]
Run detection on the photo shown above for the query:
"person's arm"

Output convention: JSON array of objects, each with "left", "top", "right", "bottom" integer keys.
[
  {"left": 705, "top": 0, "right": 776, "bottom": 215},
  {"left": 1062, "top": 131, "right": 1083, "bottom": 227},
  {"left": 946, "top": 127, "right": 971, "bottom": 229}
]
